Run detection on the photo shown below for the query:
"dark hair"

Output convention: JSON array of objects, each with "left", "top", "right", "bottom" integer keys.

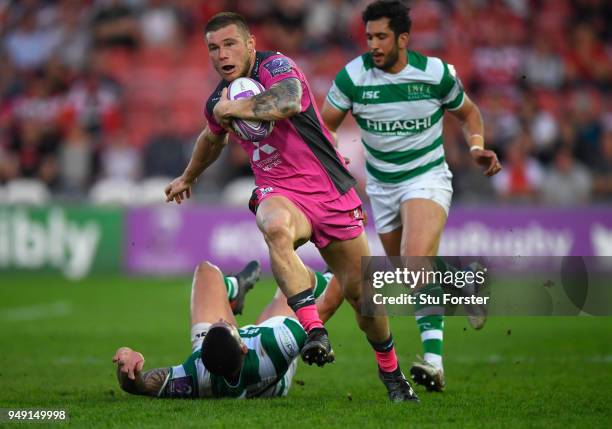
[
  {"left": 200, "top": 325, "right": 243, "bottom": 377},
  {"left": 362, "top": 0, "right": 412, "bottom": 36},
  {"left": 204, "top": 12, "right": 250, "bottom": 37}
]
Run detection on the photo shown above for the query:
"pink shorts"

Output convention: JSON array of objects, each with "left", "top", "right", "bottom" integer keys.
[{"left": 249, "top": 186, "right": 365, "bottom": 248}]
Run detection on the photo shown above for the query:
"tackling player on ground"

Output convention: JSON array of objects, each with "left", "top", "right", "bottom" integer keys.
[
  {"left": 164, "top": 12, "right": 417, "bottom": 401},
  {"left": 113, "top": 261, "right": 342, "bottom": 398},
  {"left": 321, "top": 0, "right": 501, "bottom": 391}
]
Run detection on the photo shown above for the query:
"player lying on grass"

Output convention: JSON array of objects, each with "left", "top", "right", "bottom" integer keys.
[{"left": 112, "top": 260, "right": 348, "bottom": 398}]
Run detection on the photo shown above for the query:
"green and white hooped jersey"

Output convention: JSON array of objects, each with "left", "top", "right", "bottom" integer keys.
[
  {"left": 326, "top": 51, "right": 464, "bottom": 184},
  {"left": 159, "top": 317, "right": 306, "bottom": 399}
]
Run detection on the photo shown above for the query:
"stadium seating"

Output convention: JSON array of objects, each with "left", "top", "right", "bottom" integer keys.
[
  {"left": 220, "top": 177, "right": 256, "bottom": 207},
  {"left": 5, "top": 179, "right": 51, "bottom": 206},
  {"left": 89, "top": 178, "right": 138, "bottom": 206},
  {"left": 132, "top": 176, "right": 174, "bottom": 206}
]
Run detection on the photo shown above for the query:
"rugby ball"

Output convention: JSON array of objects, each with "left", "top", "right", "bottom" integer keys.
[{"left": 227, "top": 77, "right": 274, "bottom": 141}]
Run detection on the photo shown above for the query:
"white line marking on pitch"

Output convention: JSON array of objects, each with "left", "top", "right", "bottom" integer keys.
[
  {"left": 0, "top": 301, "right": 73, "bottom": 322},
  {"left": 54, "top": 356, "right": 104, "bottom": 366}
]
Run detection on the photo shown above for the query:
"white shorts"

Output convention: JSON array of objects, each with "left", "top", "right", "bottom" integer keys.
[
  {"left": 366, "top": 167, "right": 453, "bottom": 234},
  {"left": 191, "top": 322, "right": 212, "bottom": 351}
]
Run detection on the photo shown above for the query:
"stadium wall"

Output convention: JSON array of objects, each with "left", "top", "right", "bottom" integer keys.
[{"left": 1, "top": 205, "right": 610, "bottom": 279}]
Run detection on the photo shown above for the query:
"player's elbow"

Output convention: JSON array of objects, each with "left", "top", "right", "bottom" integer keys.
[
  {"left": 205, "top": 133, "right": 229, "bottom": 149},
  {"left": 321, "top": 115, "right": 337, "bottom": 133},
  {"left": 321, "top": 103, "right": 345, "bottom": 132},
  {"left": 279, "top": 98, "right": 301, "bottom": 117}
]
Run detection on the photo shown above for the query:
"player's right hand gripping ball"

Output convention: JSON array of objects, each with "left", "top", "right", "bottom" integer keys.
[{"left": 227, "top": 77, "right": 274, "bottom": 141}]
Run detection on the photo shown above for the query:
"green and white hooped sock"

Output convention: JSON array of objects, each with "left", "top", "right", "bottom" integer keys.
[
  {"left": 224, "top": 276, "right": 239, "bottom": 301},
  {"left": 313, "top": 271, "right": 332, "bottom": 299},
  {"left": 225, "top": 271, "right": 330, "bottom": 303},
  {"left": 415, "top": 282, "right": 445, "bottom": 370}
]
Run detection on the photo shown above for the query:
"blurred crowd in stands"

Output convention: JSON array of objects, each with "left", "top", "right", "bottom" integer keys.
[{"left": 0, "top": 0, "right": 610, "bottom": 206}]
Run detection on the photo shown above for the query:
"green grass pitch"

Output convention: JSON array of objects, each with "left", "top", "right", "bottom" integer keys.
[{"left": 1, "top": 273, "right": 611, "bottom": 428}]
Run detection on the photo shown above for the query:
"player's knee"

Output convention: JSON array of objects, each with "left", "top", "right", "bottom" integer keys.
[
  {"left": 261, "top": 216, "right": 294, "bottom": 248},
  {"left": 194, "top": 260, "right": 221, "bottom": 280}
]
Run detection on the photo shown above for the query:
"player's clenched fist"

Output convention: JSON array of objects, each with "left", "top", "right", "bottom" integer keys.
[
  {"left": 165, "top": 176, "right": 194, "bottom": 204},
  {"left": 113, "top": 347, "right": 145, "bottom": 380}
]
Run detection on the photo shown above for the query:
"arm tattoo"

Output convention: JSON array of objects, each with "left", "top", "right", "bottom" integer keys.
[
  {"left": 118, "top": 367, "right": 169, "bottom": 397},
  {"left": 140, "top": 368, "right": 170, "bottom": 396},
  {"left": 252, "top": 78, "right": 302, "bottom": 119}
]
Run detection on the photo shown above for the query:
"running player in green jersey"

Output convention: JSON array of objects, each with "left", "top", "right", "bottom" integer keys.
[
  {"left": 112, "top": 260, "right": 344, "bottom": 399},
  {"left": 321, "top": 0, "right": 501, "bottom": 392}
]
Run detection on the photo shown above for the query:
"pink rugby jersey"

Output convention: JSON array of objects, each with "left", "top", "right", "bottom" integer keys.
[{"left": 204, "top": 51, "right": 356, "bottom": 200}]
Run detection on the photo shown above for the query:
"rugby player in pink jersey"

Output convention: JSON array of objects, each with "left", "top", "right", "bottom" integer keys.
[{"left": 165, "top": 12, "right": 418, "bottom": 402}]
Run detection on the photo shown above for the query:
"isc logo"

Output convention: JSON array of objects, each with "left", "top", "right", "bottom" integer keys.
[{"left": 362, "top": 90, "right": 380, "bottom": 100}]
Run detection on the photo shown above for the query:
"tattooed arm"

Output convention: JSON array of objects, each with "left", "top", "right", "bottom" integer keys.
[
  {"left": 213, "top": 78, "right": 302, "bottom": 126},
  {"left": 117, "top": 367, "right": 170, "bottom": 397},
  {"left": 113, "top": 347, "right": 169, "bottom": 397}
]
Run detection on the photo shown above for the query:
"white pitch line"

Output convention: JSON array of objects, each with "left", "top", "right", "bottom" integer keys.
[
  {"left": 54, "top": 356, "right": 105, "bottom": 366},
  {"left": 0, "top": 301, "right": 73, "bottom": 322}
]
